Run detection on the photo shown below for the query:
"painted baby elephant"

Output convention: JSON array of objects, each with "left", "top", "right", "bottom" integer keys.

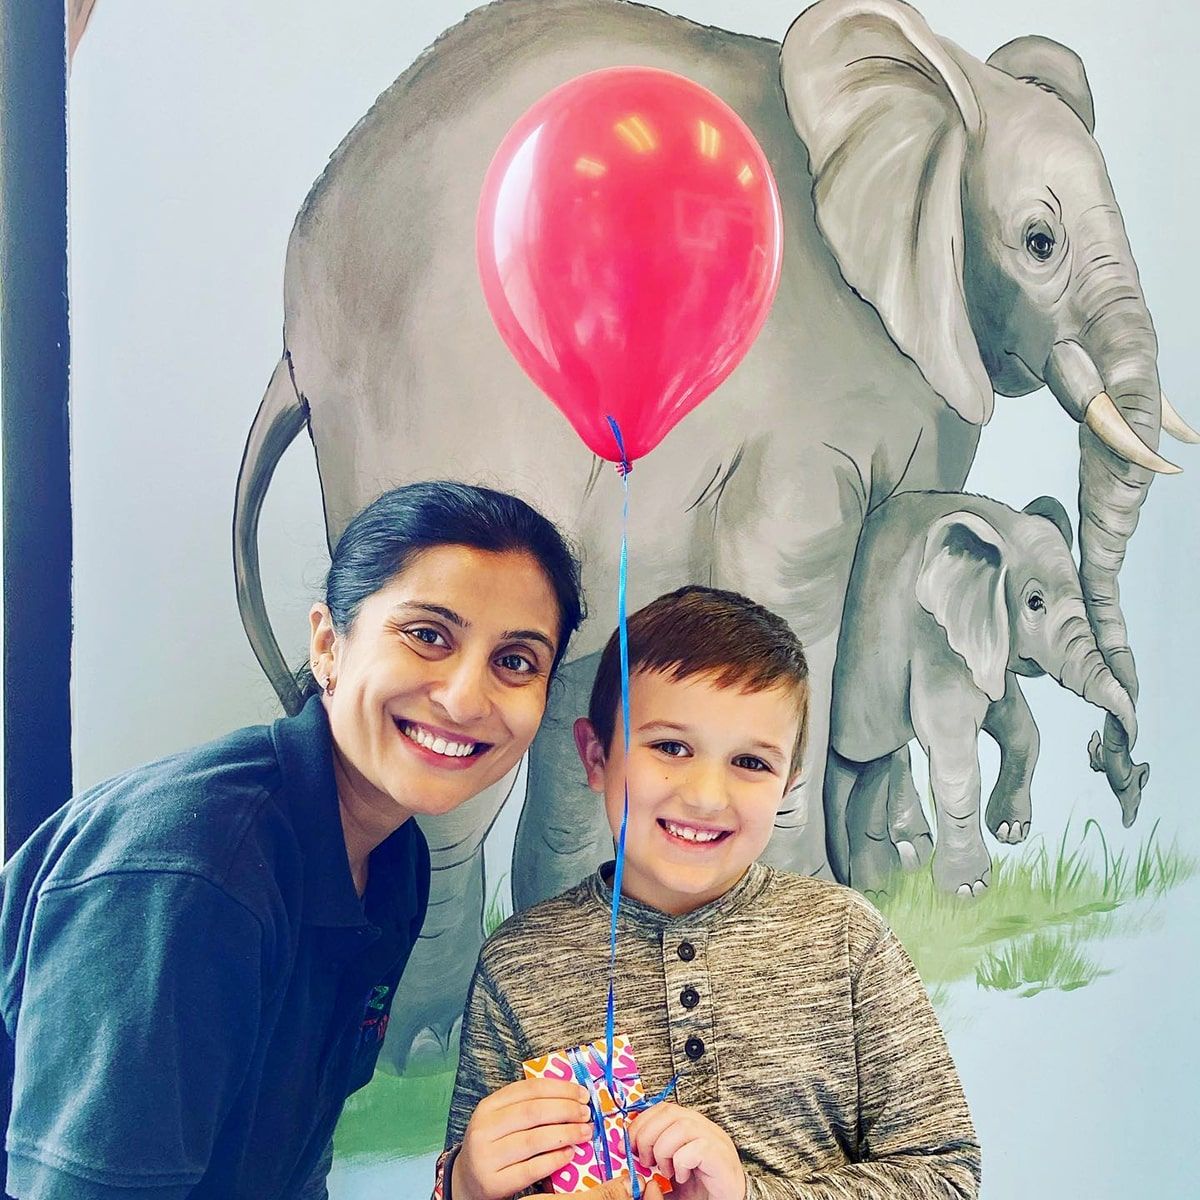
[
  {"left": 827, "top": 492, "right": 1141, "bottom": 896},
  {"left": 234, "top": 0, "right": 1192, "bottom": 1062}
]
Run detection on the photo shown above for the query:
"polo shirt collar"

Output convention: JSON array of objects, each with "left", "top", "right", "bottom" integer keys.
[
  {"left": 586, "top": 859, "right": 772, "bottom": 934},
  {"left": 271, "top": 695, "right": 371, "bottom": 929}
]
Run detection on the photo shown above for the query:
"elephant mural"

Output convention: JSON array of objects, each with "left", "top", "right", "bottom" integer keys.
[
  {"left": 827, "top": 491, "right": 1140, "bottom": 897},
  {"left": 233, "top": 0, "right": 1195, "bottom": 1064}
]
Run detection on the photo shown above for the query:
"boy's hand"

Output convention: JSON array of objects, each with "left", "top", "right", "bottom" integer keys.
[
  {"left": 452, "top": 1078, "right": 592, "bottom": 1200},
  {"left": 629, "top": 1102, "right": 746, "bottom": 1200}
]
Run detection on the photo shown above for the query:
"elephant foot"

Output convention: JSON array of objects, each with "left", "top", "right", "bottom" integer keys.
[
  {"left": 1087, "top": 731, "right": 1149, "bottom": 828},
  {"left": 894, "top": 833, "right": 933, "bottom": 872},
  {"left": 993, "top": 820, "right": 1029, "bottom": 845},
  {"left": 849, "top": 833, "right": 903, "bottom": 897},
  {"left": 985, "top": 783, "right": 1032, "bottom": 843},
  {"left": 933, "top": 845, "right": 992, "bottom": 898}
]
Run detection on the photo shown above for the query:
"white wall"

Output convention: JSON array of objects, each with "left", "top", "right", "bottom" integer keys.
[{"left": 67, "top": 3, "right": 1199, "bottom": 1195}]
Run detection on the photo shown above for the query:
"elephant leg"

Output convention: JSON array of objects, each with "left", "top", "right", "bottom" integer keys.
[
  {"left": 982, "top": 672, "right": 1038, "bottom": 845},
  {"left": 846, "top": 755, "right": 901, "bottom": 897},
  {"left": 512, "top": 651, "right": 613, "bottom": 912},
  {"left": 380, "top": 763, "right": 522, "bottom": 1071},
  {"left": 767, "top": 630, "right": 839, "bottom": 879},
  {"left": 886, "top": 744, "right": 932, "bottom": 870},
  {"left": 913, "top": 677, "right": 991, "bottom": 897},
  {"left": 823, "top": 748, "right": 858, "bottom": 884}
]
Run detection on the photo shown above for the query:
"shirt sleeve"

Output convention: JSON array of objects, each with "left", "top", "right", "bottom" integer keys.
[
  {"left": 743, "top": 900, "right": 981, "bottom": 1200},
  {"left": 5, "top": 871, "right": 270, "bottom": 1200}
]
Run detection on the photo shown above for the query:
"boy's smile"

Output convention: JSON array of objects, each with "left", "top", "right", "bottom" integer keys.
[{"left": 575, "top": 668, "right": 802, "bottom": 915}]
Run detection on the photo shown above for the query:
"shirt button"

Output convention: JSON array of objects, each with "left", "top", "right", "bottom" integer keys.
[
  {"left": 679, "top": 986, "right": 700, "bottom": 1010},
  {"left": 684, "top": 1036, "right": 705, "bottom": 1061},
  {"left": 677, "top": 941, "right": 696, "bottom": 962}
]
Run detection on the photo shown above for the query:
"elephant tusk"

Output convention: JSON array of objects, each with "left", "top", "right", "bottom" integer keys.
[
  {"left": 1084, "top": 392, "right": 1181, "bottom": 475},
  {"left": 1161, "top": 392, "right": 1200, "bottom": 444}
]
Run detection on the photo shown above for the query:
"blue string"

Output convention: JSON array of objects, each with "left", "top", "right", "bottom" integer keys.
[{"left": 603, "top": 415, "right": 638, "bottom": 1197}]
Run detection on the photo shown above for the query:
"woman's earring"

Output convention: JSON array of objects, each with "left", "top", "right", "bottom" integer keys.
[{"left": 323, "top": 675, "right": 336, "bottom": 697}]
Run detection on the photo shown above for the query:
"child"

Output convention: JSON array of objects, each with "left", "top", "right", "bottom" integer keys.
[{"left": 436, "top": 586, "right": 980, "bottom": 1200}]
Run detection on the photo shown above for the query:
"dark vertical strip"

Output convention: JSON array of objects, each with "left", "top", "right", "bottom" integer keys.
[{"left": 0, "top": 0, "right": 72, "bottom": 856}]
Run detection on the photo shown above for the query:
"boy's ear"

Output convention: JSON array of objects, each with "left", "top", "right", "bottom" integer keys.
[{"left": 573, "top": 718, "right": 608, "bottom": 793}]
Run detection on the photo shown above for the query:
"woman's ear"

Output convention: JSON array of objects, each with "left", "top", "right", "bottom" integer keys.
[
  {"left": 573, "top": 717, "right": 608, "bottom": 792},
  {"left": 780, "top": 0, "right": 992, "bottom": 425},
  {"left": 309, "top": 602, "right": 338, "bottom": 689}
]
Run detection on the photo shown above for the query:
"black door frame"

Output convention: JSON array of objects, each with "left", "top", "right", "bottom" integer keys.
[{"left": 0, "top": 0, "right": 73, "bottom": 856}]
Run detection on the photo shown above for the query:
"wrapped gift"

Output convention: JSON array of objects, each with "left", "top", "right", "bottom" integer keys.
[{"left": 523, "top": 1034, "right": 673, "bottom": 1195}]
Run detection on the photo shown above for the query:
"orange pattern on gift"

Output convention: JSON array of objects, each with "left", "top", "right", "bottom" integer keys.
[{"left": 523, "top": 1035, "right": 672, "bottom": 1195}]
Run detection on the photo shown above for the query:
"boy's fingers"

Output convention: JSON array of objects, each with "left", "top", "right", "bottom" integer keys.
[
  {"left": 483, "top": 1096, "right": 592, "bottom": 1140},
  {"left": 494, "top": 1145, "right": 578, "bottom": 1196},
  {"left": 628, "top": 1101, "right": 679, "bottom": 1155},
  {"left": 483, "top": 1078, "right": 590, "bottom": 1113},
  {"left": 494, "top": 1121, "right": 593, "bottom": 1169},
  {"left": 640, "top": 1183, "right": 667, "bottom": 1200}
]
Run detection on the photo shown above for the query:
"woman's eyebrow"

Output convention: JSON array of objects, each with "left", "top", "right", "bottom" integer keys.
[
  {"left": 503, "top": 628, "right": 556, "bottom": 654},
  {"left": 393, "top": 602, "right": 465, "bottom": 626}
]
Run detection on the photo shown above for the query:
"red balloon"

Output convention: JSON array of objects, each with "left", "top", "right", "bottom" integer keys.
[{"left": 477, "top": 67, "right": 783, "bottom": 464}]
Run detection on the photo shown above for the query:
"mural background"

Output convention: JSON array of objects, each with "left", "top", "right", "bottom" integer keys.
[{"left": 67, "top": 1, "right": 1198, "bottom": 1196}]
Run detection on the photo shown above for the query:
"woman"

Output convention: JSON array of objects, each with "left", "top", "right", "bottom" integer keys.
[{"left": 0, "top": 481, "right": 584, "bottom": 1200}]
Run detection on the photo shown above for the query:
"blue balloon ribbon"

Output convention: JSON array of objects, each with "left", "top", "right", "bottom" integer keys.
[{"left": 592, "top": 416, "right": 678, "bottom": 1197}]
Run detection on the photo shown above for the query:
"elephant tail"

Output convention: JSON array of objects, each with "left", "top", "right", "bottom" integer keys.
[{"left": 234, "top": 353, "right": 309, "bottom": 715}]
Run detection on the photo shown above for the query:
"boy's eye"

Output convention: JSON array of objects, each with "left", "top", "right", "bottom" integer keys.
[
  {"left": 733, "top": 755, "right": 772, "bottom": 773},
  {"left": 653, "top": 740, "right": 690, "bottom": 758}
]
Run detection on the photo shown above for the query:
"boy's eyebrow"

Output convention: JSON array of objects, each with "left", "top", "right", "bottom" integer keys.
[{"left": 391, "top": 603, "right": 556, "bottom": 654}]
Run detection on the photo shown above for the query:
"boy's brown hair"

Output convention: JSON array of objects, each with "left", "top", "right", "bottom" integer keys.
[{"left": 588, "top": 585, "right": 810, "bottom": 777}]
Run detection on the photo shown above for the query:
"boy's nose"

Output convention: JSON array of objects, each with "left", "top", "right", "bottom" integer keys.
[{"left": 678, "top": 760, "right": 729, "bottom": 814}]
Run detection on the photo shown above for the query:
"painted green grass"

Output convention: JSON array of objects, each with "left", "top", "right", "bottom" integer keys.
[
  {"left": 974, "top": 931, "right": 1111, "bottom": 998},
  {"left": 877, "top": 818, "right": 1198, "bottom": 996}
]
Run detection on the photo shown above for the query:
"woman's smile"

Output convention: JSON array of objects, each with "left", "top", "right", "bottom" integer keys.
[{"left": 395, "top": 717, "right": 493, "bottom": 767}]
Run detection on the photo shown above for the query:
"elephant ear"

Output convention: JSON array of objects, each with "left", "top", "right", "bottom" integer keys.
[
  {"left": 1022, "top": 494, "right": 1074, "bottom": 551},
  {"left": 987, "top": 36, "right": 1094, "bottom": 134},
  {"left": 780, "top": 0, "right": 993, "bottom": 425},
  {"left": 916, "top": 511, "right": 1010, "bottom": 702}
]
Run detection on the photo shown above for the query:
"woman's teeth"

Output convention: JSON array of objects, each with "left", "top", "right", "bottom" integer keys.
[
  {"left": 400, "top": 722, "right": 478, "bottom": 758},
  {"left": 662, "top": 820, "right": 726, "bottom": 844}
]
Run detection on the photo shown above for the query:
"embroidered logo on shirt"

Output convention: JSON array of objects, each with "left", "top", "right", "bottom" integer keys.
[{"left": 360, "top": 983, "right": 391, "bottom": 1045}]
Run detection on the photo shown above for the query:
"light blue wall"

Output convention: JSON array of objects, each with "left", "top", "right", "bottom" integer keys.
[{"left": 68, "top": 2, "right": 1199, "bottom": 1196}]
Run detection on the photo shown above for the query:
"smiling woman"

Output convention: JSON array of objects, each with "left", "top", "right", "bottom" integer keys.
[{"left": 0, "top": 481, "right": 583, "bottom": 1200}]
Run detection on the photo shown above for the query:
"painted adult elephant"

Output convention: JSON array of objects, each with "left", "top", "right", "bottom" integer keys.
[{"left": 233, "top": 0, "right": 1192, "bottom": 1066}]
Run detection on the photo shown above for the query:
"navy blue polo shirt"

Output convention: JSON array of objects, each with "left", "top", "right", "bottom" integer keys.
[{"left": 0, "top": 697, "right": 430, "bottom": 1199}]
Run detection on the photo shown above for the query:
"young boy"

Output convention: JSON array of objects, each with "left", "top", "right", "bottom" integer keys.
[{"left": 436, "top": 587, "right": 980, "bottom": 1200}]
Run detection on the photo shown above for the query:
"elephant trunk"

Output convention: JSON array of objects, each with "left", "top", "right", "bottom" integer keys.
[
  {"left": 1041, "top": 210, "right": 1164, "bottom": 825},
  {"left": 1054, "top": 612, "right": 1138, "bottom": 747}
]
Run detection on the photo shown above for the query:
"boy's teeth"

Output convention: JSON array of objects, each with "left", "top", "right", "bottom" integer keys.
[
  {"left": 664, "top": 820, "right": 723, "bottom": 843},
  {"left": 401, "top": 723, "right": 476, "bottom": 758}
]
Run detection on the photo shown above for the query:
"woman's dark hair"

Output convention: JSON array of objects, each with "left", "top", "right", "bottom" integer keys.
[{"left": 298, "top": 481, "right": 584, "bottom": 698}]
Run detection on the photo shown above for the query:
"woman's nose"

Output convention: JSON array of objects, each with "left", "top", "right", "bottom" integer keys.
[{"left": 429, "top": 658, "right": 492, "bottom": 725}]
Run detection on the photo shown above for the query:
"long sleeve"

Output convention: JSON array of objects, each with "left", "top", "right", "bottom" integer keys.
[
  {"left": 742, "top": 907, "right": 980, "bottom": 1200},
  {"left": 5, "top": 872, "right": 267, "bottom": 1200}
]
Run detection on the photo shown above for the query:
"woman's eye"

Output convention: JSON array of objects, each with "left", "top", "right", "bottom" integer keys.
[
  {"left": 654, "top": 741, "right": 690, "bottom": 758},
  {"left": 1025, "top": 227, "right": 1055, "bottom": 262},
  {"left": 1026, "top": 593, "right": 1046, "bottom": 613},
  {"left": 407, "top": 626, "right": 448, "bottom": 647},
  {"left": 496, "top": 652, "right": 536, "bottom": 675},
  {"left": 733, "top": 755, "right": 772, "bottom": 773}
]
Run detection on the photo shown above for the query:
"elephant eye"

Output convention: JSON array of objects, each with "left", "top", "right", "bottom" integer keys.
[
  {"left": 1026, "top": 592, "right": 1046, "bottom": 613},
  {"left": 1025, "top": 226, "right": 1056, "bottom": 262}
]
